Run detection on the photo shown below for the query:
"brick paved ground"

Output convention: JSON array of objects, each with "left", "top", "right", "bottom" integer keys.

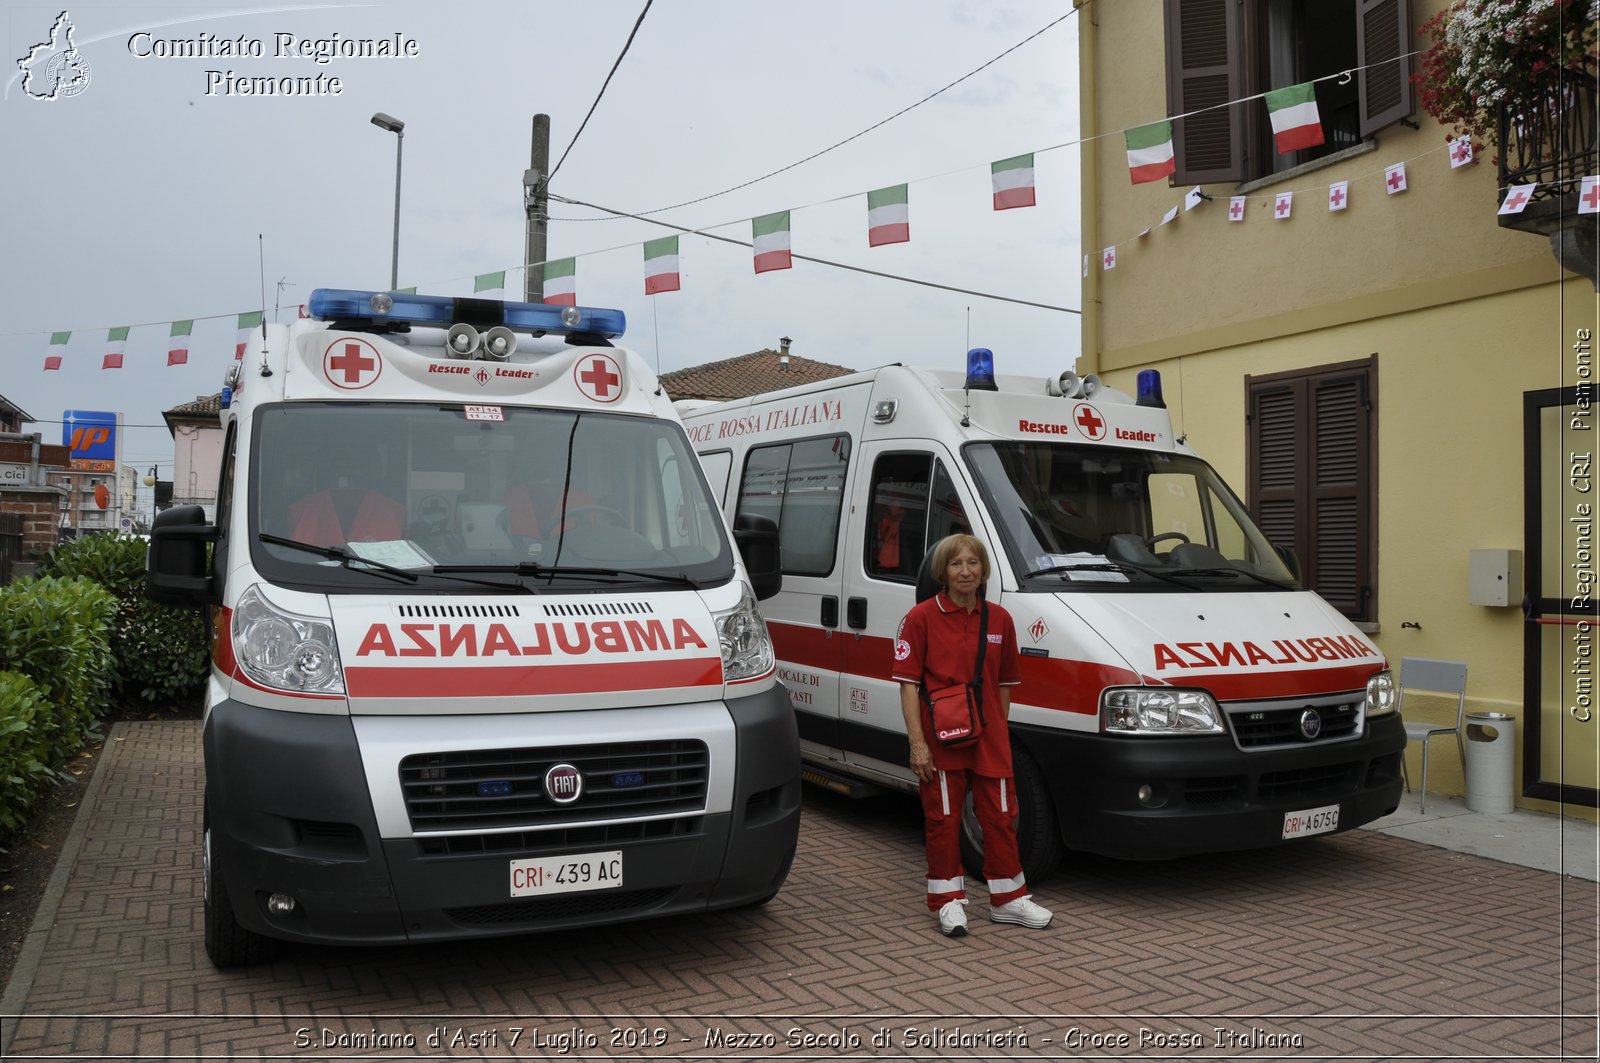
[{"left": 1, "top": 720, "right": 1596, "bottom": 1060}]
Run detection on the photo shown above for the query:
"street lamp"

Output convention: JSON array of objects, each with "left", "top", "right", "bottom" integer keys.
[
  {"left": 142, "top": 467, "right": 157, "bottom": 528},
  {"left": 370, "top": 111, "right": 405, "bottom": 291}
]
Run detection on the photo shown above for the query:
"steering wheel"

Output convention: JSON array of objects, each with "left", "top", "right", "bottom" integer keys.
[
  {"left": 1147, "top": 531, "right": 1191, "bottom": 549},
  {"left": 559, "top": 505, "right": 626, "bottom": 529}
]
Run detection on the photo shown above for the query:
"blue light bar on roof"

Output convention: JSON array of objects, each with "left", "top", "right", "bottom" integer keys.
[
  {"left": 964, "top": 347, "right": 998, "bottom": 391},
  {"left": 306, "top": 289, "right": 626, "bottom": 338}
]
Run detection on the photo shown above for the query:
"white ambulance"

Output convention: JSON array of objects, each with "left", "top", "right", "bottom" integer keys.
[
  {"left": 679, "top": 350, "right": 1404, "bottom": 875},
  {"left": 147, "top": 289, "right": 798, "bottom": 966}
]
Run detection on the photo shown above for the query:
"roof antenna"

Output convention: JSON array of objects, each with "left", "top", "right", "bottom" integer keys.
[{"left": 256, "top": 234, "right": 273, "bottom": 377}]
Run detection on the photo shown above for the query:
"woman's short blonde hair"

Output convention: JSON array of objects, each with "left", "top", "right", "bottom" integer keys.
[{"left": 931, "top": 533, "right": 990, "bottom": 585}]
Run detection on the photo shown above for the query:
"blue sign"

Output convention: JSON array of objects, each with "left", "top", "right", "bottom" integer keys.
[{"left": 63, "top": 410, "right": 117, "bottom": 459}]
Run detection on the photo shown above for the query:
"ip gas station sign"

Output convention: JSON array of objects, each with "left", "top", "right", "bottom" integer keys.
[{"left": 63, "top": 410, "right": 117, "bottom": 472}]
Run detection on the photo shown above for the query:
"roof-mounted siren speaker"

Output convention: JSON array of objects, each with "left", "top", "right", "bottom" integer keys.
[
  {"left": 1081, "top": 373, "right": 1102, "bottom": 398},
  {"left": 481, "top": 326, "right": 516, "bottom": 361},
  {"left": 1057, "top": 370, "right": 1083, "bottom": 399},
  {"left": 446, "top": 323, "right": 482, "bottom": 360}
]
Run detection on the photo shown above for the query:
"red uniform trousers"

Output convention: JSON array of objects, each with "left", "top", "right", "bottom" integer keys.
[{"left": 921, "top": 768, "right": 1028, "bottom": 911}]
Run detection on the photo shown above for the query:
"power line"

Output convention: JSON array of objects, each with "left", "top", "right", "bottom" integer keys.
[
  {"left": 551, "top": 7, "right": 1076, "bottom": 221},
  {"left": 548, "top": 0, "right": 654, "bottom": 184}
]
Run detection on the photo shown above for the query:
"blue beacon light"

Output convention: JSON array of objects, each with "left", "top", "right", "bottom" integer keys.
[
  {"left": 964, "top": 347, "right": 998, "bottom": 391},
  {"left": 1136, "top": 369, "right": 1167, "bottom": 408},
  {"left": 306, "top": 289, "right": 626, "bottom": 339}
]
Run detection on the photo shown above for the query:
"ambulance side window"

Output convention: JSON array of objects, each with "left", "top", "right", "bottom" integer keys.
[
  {"left": 736, "top": 435, "right": 850, "bottom": 577},
  {"left": 866, "top": 454, "right": 969, "bottom": 582},
  {"left": 697, "top": 449, "right": 733, "bottom": 509}
]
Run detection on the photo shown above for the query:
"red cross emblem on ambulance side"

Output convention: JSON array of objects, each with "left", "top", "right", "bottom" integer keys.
[
  {"left": 1072, "top": 402, "right": 1106, "bottom": 440},
  {"left": 575, "top": 353, "right": 624, "bottom": 404},
  {"left": 323, "top": 338, "right": 382, "bottom": 390}
]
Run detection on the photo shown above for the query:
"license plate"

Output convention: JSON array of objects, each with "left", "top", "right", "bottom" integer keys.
[
  {"left": 509, "top": 850, "right": 623, "bottom": 897},
  {"left": 1282, "top": 803, "right": 1340, "bottom": 840}
]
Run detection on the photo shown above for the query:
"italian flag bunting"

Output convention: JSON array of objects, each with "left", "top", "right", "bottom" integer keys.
[
  {"left": 643, "top": 237, "right": 680, "bottom": 294},
  {"left": 473, "top": 271, "right": 506, "bottom": 294},
  {"left": 44, "top": 331, "right": 69, "bottom": 371},
  {"left": 543, "top": 258, "right": 577, "bottom": 305},
  {"left": 752, "top": 211, "right": 792, "bottom": 273},
  {"left": 234, "top": 311, "right": 262, "bottom": 360},
  {"left": 103, "top": 326, "right": 129, "bottom": 370},
  {"left": 1125, "top": 121, "right": 1175, "bottom": 185},
  {"left": 168, "top": 320, "right": 193, "bottom": 366},
  {"left": 866, "top": 184, "right": 910, "bottom": 246},
  {"left": 1264, "top": 82, "right": 1324, "bottom": 154},
  {"left": 991, "top": 154, "right": 1036, "bottom": 210}
]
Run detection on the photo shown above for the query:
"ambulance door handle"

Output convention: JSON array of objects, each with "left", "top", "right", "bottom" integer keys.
[
  {"left": 846, "top": 597, "right": 867, "bottom": 630},
  {"left": 820, "top": 596, "right": 839, "bottom": 628}
]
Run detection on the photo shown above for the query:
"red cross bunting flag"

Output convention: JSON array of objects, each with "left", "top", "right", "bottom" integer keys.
[
  {"left": 1274, "top": 191, "right": 1293, "bottom": 219},
  {"left": 1499, "top": 183, "right": 1537, "bottom": 215},
  {"left": 1228, "top": 196, "right": 1246, "bottom": 222},
  {"left": 1101, "top": 246, "right": 1116, "bottom": 271},
  {"left": 1449, "top": 137, "right": 1474, "bottom": 169},
  {"left": 1384, "top": 162, "right": 1408, "bottom": 195},
  {"left": 1328, "top": 181, "right": 1349, "bottom": 212},
  {"left": 1581, "top": 176, "right": 1600, "bottom": 215}
]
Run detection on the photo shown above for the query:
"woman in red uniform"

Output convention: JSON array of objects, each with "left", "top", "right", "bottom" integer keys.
[{"left": 893, "top": 533, "right": 1053, "bottom": 938}]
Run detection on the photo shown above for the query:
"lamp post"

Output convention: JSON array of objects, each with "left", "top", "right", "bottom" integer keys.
[
  {"left": 142, "top": 467, "right": 157, "bottom": 529},
  {"left": 370, "top": 112, "right": 405, "bottom": 291}
]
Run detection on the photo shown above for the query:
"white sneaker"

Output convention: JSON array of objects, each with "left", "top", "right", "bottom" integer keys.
[
  {"left": 990, "top": 895, "right": 1053, "bottom": 928},
  {"left": 936, "top": 899, "right": 968, "bottom": 937}
]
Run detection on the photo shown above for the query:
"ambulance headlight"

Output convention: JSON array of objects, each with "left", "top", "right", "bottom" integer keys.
[
  {"left": 232, "top": 585, "right": 345, "bottom": 695},
  {"left": 713, "top": 582, "right": 774, "bottom": 683},
  {"left": 1365, "top": 669, "right": 1397, "bottom": 717},
  {"left": 1102, "top": 688, "right": 1223, "bottom": 734}
]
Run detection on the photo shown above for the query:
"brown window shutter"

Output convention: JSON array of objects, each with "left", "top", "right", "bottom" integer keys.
[
  {"left": 1165, "top": 0, "right": 1245, "bottom": 184},
  {"left": 1246, "top": 380, "right": 1304, "bottom": 557},
  {"left": 1356, "top": 0, "right": 1414, "bottom": 136},
  {"left": 1309, "top": 372, "right": 1371, "bottom": 619}
]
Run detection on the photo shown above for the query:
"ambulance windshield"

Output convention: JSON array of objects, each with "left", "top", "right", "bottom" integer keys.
[
  {"left": 249, "top": 402, "right": 733, "bottom": 591},
  {"left": 966, "top": 443, "right": 1298, "bottom": 591}
]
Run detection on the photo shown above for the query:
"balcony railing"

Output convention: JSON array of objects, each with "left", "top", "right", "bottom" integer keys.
[{"left": 1497, "top": 64, "right": 1598, "bottom": 228}]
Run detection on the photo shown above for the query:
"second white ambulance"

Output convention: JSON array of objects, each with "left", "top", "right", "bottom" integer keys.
[{"left": 679, "top": 350, "right": 1404, "bottom": 874}]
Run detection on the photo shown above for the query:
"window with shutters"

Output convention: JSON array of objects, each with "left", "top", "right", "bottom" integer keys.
[
  {"left": 1163, "top": 0, "right": 1414, "bottom": 185},
  {"left": 1245, "top": 358, "right": 1377, "bottom": 623}
]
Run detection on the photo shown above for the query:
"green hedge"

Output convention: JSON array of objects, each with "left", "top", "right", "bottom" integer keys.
[
  {"left": 41, "top": 534, "right": 209, "bottom": 709},
  {"left": 0, "top": 575, "right": 116, "bottom": 842}
]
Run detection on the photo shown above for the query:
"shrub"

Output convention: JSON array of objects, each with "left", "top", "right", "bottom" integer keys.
[
  {"left": 0, "top": 575, "right": 115, "bottom": 779},
  {"left": 40, "top": 534, "right": 209, "bottom": 710},
  {"left": 0, "top": 670, "right": 55, "bottom": 839}
]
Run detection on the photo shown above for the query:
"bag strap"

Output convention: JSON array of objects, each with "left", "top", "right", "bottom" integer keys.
[{"left": 972, "top": 601, "right": 988, "bottom": 722}]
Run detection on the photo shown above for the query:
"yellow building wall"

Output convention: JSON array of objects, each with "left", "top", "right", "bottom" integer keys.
[{"left": 1079, "top": 1, "right": 1599, "bottom": 815}]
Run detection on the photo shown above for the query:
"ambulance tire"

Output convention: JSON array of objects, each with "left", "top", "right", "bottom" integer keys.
[
  {"left": 203, "top": 801, "right": 279, "bottom": 968},
  {"left": 958, "top": 744, "right": 1064, "bottom": 883}
]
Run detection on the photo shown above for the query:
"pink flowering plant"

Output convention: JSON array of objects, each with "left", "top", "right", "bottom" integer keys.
[{"left": 1415, "top": 0, "right": 1599, "bottom": 145}]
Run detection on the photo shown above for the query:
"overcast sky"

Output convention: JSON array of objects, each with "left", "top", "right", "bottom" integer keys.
[{"left": 1, "top": 0, "right": 1082, "bottom": 491}]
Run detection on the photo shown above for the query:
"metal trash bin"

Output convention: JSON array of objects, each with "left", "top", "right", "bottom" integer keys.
[{"left": 1464, "top": 711, "right": 1515, "bottom": 814}]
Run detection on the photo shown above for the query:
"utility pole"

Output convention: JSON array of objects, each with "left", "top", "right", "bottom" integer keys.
[{"left": 524, "top": 114, "right": 551, "bottom": 303}]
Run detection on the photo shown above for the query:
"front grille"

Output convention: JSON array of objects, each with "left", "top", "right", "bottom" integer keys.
[
  {"left": 1226, "top": 695, "right": 1363, "bottom": 749},
  {"left": 1184, "top": 776, "right": 1242, "bottom": 804},
  {"left": 400, "top": 740, "right": 708, "bottom": 832},
  {"left": 447, "top": 887, "right": 675, "bottom": 926},
  {"left": 416, "top": 817, "right": 700, "bottom": 858}
]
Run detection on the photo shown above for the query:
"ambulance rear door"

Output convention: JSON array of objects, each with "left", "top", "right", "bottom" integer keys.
[{"left": 839, "top": 441, "right": 977, "bottom": 771}]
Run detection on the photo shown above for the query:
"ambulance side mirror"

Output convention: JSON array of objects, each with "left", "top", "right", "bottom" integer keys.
[
  {"left": 732, "top": 513, "right": 782, "bottom": 600},
  {"left": 145, "top": 505, "right": 219, "bottom": 607}
]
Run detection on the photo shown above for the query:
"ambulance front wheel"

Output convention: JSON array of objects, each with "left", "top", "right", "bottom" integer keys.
[
  {"left": 959, "top": 743, "right": 1064, "bottom": 883},
  {"left": 204, "top": 800, "right": 279, "bottom": 968}
]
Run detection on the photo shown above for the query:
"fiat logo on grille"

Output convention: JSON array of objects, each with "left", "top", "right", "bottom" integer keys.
[
  {"left": 543, "top": 763, "right": 584, "bottom": 804},
  {"left": 1299, "top": 708, "right": 1323, "bottom": 740}
]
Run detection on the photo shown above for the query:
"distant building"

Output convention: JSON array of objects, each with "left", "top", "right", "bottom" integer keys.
[
  {"left": 0, "top": 394, "right": 30, "bottom": 434},
  {"left": 660, "top": 338, "right": 853, "bottom": 402},
  {"left": 163, "top": 394, "right": 224, "bottom": 521}
]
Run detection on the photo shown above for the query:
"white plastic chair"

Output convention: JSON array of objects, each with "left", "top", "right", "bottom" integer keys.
[{"left": 1397, "top": 657, "right": 1469, "bottom": 814}]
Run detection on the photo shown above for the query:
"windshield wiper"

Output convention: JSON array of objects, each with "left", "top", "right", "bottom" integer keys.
[
  {"left": 1175, "top": 565, "right": 1295, "bottom": 590},
  {"left": 433, "top": 561, "right": 705, "bottom": 589},
  {"left": 1022, "top": 560, "right": 1199, "bottom": 590},
  {"left": 260, "top": 534, "right": 531, "bottom": 592},
  {"left": 260, "top": 533, "right": 418, "bottom": 583}
]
